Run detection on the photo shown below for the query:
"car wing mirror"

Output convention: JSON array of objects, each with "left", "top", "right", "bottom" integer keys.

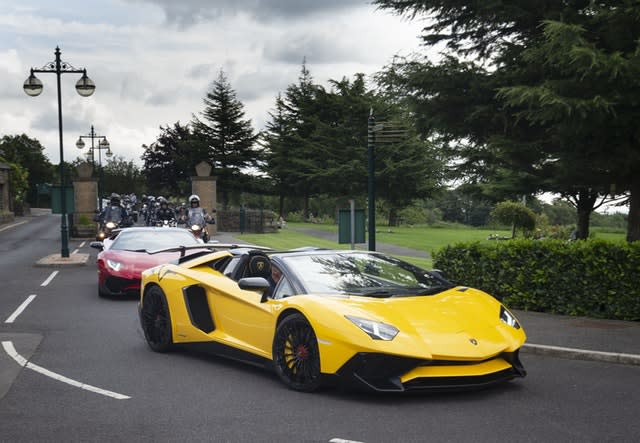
[
  {"left": 90, "top": 241, "right": 104, "bottom": 251},
  {"left": 238, "top": 277, "right": 270, "bottom": 302}
]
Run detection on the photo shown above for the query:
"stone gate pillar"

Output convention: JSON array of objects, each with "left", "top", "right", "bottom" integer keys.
[
  {"left": 72, "top": 162, "right": 98, "bottom": 236},
  {"left": 0, "top": 162, "right": 14, "bottom": 224},
  {"left": 191, "top": 161, "right": 217, "bottom": 235}
]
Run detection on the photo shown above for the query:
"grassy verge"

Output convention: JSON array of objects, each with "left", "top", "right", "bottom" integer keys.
[
  {"left": 286, "top": 222, "right": 513, "bottom": 254},
  {"left": 237, "top": 228, "right": 433, "bottom": 269},
  {"left": 237, "top": 222, "right": 626, "bottom": 270}
]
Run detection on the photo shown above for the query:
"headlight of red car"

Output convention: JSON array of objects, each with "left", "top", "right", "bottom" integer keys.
[{"left": 106, "top": 259, "right": 123, "bottom": 272}]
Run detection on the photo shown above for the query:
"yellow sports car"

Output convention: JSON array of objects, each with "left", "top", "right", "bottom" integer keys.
[{"left": 139, "top": 247, "right": 526, "bottom": 392}]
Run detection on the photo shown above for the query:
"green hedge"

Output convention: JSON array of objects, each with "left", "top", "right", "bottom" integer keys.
[{"left": 433, "top": 240, "right": 640, "bottom": 321}]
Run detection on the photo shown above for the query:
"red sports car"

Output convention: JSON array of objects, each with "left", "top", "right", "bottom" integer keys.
[{"left": 91, "top": 227, "right": 206, "bottom": 297}]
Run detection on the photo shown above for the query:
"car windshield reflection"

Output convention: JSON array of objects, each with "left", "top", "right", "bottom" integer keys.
[
  {"left": 111, "top": 230, "right": 200, "bottom": 252},
  {"left": 280, "top": 252, "right": 453, "bottom": 297}
]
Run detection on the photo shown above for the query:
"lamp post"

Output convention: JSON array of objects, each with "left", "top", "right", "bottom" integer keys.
[
  {"left": 23, "top": 46, "right": 95, "bottom": 258},
  {"left": 76, "top": 126, "right": 111, "bottom": 211},
  {"left": 367, "top": 109, "right": 376, "bottom": 251}
]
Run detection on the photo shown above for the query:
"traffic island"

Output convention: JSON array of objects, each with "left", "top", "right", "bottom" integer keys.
[{"left": 35, "top": 253, "right": 90, "bottom": 267}]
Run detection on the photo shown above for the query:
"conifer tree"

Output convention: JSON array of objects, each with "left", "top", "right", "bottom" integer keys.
[{"left": 192, "top": 70, "right": 259, "bottom": 208}]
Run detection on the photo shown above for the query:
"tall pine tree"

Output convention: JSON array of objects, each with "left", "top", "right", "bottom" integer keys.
[
  {"left": 375, "top": 0, "right": 640, "bottom": 240},
  {"left": 192, "top": 70, "right": 259, "bottom": 208}
]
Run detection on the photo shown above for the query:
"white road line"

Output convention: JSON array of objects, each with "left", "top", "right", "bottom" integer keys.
[
  {"left": 40, "top": 271, "right": 59, "bottom": 287},
  {"left": 71, "top": 249, "right": 79, "bottom": 255},
  {"left": 5, "top": 295, "right": 37, "bottom": 324},
  {"left": 330, "top": 439, "right": 365, "bottom": 443},
  {"left": 0, "top": 220, "right": 28, "bottom": 233},
  {"left": 78, "top": 241, "right": 86, "bottom": 248},
  {"left": 2, "top": 341, "right": 131, "bottom": 400}
]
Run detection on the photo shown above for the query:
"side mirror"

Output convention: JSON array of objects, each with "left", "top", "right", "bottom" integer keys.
[
  {"left": 90, "top": 241, "right": 104, "bottom": 251},
  {"left": 238, "top": 277, "right": 271, "bottom": 302}
]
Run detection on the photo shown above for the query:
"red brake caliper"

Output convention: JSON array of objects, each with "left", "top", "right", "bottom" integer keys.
[{"left": 296, "top": 344, "right": 309, "bottom": 361}]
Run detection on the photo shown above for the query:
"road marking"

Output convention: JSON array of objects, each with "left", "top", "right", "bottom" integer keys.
[
  {"left": 41, "top": 271, "right": 59, "bottom": 287},
  {"left": 5, "top": 295, "right": 37, "bottom": 324},
  {"left": 2, "top": 341, "right": 131, "bottom": 400},
  {"left": 72, "top": 249, "right": 79, "bottom": 255},
  {"left": 78, "top": 241, "right": 86, "bottom": 248},
  {"left": 330, "top": 439, "right": 365, "bottom": 443},
  {"left": 0, "top": 220, "right": 28, "bottom": 233}
]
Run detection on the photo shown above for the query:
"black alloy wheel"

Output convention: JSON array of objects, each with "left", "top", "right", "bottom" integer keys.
[
  {"left": 272, "top": 313, "right": 321, "bottom": 392},
  {"left": 140, "top": 286, "right": 174, "bottom": 352}
]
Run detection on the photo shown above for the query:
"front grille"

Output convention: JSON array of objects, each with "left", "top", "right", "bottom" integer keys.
[
  {"left": 403, "top": 368, "right": 517, "bottom": 391},
  {"left": 105, "top": 276, "right": 140, "bottom": 294},
  {"left": 336, "top": 351, "right": 525, "bottom": 392}
]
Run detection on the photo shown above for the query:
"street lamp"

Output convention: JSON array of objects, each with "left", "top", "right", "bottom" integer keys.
[
  {"left": 76, "top": 126, "right": 112, "bottom": 210},
  {"left": 23, "top": 46, "right": 95, "bottom": 258}
]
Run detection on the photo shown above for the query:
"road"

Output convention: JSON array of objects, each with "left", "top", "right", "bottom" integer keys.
[{"left": 0, "top": 214, "right": 638, "bottom": 442}]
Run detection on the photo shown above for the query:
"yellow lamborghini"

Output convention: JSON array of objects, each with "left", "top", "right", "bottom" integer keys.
[{"left": 139, "top": 247, "right": 526, "bottom": 392}]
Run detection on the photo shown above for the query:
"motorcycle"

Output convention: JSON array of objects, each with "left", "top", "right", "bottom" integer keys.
[
  {"left": 183, "top": 209, "right": 211, "bottom": 242},
  {"left": 95, "top": 208, "right": 123, "bottom": 241}
]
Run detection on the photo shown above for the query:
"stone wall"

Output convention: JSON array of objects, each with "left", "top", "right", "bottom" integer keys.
[{"left": 217, "top": 209, "right": 278, "bottom": 233}]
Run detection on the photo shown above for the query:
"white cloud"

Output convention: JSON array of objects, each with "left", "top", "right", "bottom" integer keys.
[{"left": 0, "top": 0, "right": 426, "bottom": 166}]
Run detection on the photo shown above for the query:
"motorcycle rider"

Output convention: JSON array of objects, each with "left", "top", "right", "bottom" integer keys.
[
  {"left": 96, "top": 193, "right": 129, "bottom": 226},
  {"left": 155, "top": 197, "right": 175, "bottom": 223},
  {"left": 184, "top": 195, "right": 211, "bottom": 241}
]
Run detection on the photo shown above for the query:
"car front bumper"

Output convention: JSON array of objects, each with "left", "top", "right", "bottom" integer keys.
[{"left": 335, "top": 350, "right": 526, "bottom": 392}]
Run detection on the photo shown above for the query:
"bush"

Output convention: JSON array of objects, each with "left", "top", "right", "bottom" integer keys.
[
  {"left": 397, "top": 205, "right": 443, "bottom": 225},
  {"left": 490, "top": 201, "right": 536, "bottom": 238},
  {"left": 78, "top": 214, "right": 92, "bottom": 226},
  {"left": 433, "top": 240, "right": 640, "bottom": 320}
]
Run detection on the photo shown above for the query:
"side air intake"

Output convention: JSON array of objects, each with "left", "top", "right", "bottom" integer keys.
[{"left": 183, "top": 285, "right": 215, "bottom": 333}]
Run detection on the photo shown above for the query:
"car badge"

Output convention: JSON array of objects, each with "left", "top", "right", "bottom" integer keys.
[
  {"left": 257, "top": 262, "right": 265, "bottom": 271},
  {"left": 469, "top": 338, "right": 478, "bottom": 346}
]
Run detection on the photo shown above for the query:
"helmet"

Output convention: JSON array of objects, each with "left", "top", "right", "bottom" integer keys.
[
  {"left": 189, "top": 195, "right": 200, "bottom": 205},
  {"left": 159, "top": 197, "right": 168, "bottom": 207},
  {"left": 110, "top": 193, "right": 120, "bottom": 205}
]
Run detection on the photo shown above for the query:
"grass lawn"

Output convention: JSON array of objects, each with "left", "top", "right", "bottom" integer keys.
[
  {"left": 238, "top": 229, "right": 434, "bottom": 269},
  {"left": 286, "top": 222, "right": 513, "bottom": 254},
  {"left": 237, "top": 222, "right": 626, "bottom": 270},
  {"left": 237, "top": 223, "right": 510, "bottom": 270}
]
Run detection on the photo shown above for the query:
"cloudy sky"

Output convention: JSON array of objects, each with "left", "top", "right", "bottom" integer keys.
[{"left": 0, "top": 0, "right": 426, "bottom": 166}]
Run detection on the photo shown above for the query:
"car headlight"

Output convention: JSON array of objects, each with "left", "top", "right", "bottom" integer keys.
[
  {"left": 345, "top": 315, "right": 399, "bottom": 341},
  {"left": 105, "top": 222, "right": 116, "bottom": 229},
  {"left": 191, "top": 225, "right": 201, "bottom": 231},
  {"left": 106, "top": 259, "right": 123, "bottom": 272},
  {"left": 500, "top": 306, "right": 521, "bottom": 329}
]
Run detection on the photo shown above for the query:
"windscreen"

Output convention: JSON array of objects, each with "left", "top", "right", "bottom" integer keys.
[
  {"left": 280, "top": 252, "right": 453, "bottom": 297},
  {"left": 111, "top": 230, "right": 200, "bottom": 251}
]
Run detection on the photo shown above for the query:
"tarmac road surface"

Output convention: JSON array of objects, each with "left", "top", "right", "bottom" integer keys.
[{"left": 0, "top": 214, "right": 638, "bottom": 442}]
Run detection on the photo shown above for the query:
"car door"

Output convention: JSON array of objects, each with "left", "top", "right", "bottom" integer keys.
[{"left": 208, "top": 280, "right": 279, "bottom": 358}]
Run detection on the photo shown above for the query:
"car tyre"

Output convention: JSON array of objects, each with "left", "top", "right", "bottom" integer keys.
[
  {"left": 272, "top": 313, "right": 321, "bottom": 392},
  {"left": 98, "top": 286, "right": 108, "bottom": 298},
  {"left": 140, "top": 286, "right": 174, "bottom": 352}
]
